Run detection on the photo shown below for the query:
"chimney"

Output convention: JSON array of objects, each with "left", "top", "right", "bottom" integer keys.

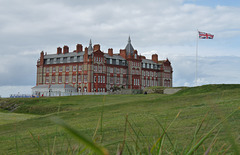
[
  {"left": 40, "top": 51, "right": 44, "bottom": 65},
  {"left": 57, "top": 47, "right": 62, "bottom": 54},
  {"left": 152, "top": 54, "right": 158, "bottom": 63},
  {"left": 93, "top": 44, "right": 100, "bottom": 51},
  {"left": 63, "top": 45, "right": 69, "bottom": 54},
  {"left": 84, "top": 47, "right": 88, "bottom": 62},
  {"left": 120, "top": 49, "right": 126, "bottom": 59},
  {"left": 140, "top": 56, "right": 146, "bottom": 60},
  {"left": 134, "top": 50, "right": 138, "bottom": 55},
  {"left": 108, "top": 48, "right": 113, "bottom": 56},
  {"left": 76, "top": 44, "right": 83, "bottom": 53}
]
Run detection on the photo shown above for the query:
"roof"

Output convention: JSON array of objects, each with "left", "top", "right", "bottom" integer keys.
[
  {"left": 44, "top": 52, "right": 85, "bottom": 59},
  {"left": 32, "top": 85, "right": 49, "bottom": 89},
  {"left": 125, "top": 36, "right": 134, "bottom": 55},
  {"left": 104, "top": 54, "right": 126, "bottom": 60},
  {"left": 142, "top": 59, "right": 157, "bottom": 64}
]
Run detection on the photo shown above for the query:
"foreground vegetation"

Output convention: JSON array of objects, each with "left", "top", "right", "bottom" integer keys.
[{"left": 0, "top": 84, "right": 239, "bottom": 154}]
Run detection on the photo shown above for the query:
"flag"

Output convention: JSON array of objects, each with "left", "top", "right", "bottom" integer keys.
[{"left": 198, "top": 31, "right": 214, "bottom": 39}]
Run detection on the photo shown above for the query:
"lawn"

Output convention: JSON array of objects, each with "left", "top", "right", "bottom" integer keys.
[{"left": 0, "top": 84, "right": 239, "bottom": 154}]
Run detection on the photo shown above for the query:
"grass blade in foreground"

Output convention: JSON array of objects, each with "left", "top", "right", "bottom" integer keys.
[
  {"left": 51, "top": 117, "right": 109, "bottom": 155},
  {"left": 186, "top": 108, "right": 240, "bottom": 155}
]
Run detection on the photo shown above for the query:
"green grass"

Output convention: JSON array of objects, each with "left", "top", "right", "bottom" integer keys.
[{"left": 0, "top": 84, "right": 239, "bottom": 154}]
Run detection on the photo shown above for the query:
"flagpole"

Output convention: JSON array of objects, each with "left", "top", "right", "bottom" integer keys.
[{"left": 195, "top": 30, "right": 199, "bottom": 86}]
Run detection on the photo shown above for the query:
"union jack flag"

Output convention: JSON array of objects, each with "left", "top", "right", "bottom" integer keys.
[{"left": 198, "top": 31, "right": 214, "bottom": 39}]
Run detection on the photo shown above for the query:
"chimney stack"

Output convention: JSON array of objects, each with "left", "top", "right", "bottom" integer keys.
[
  {"left": 152, "top": 54, "right": 158, "bottom": 63},
  {"left": 76, "top": 44, "right": 83, "bottom": 53},
  {"left": 84, "top": 47, "right": 88, "bottom": 62},
  {"left": 120, "top": 49, "right": 126, "bottom": 59},
  {"left": 63, "top": 45, "right": 69, "bottom": 54},
  {"left": 40, "top": 51, "right": 44, "bottom": 65},
  {"left": 108, "top": 48, "right": 113, "bottom": 56},
  {"left": 93, "top": 44, "right": 100, "bottom": 51},
  {"left": 140, "top": 56, "right": 146, "bottom": 60},
  {"left": 57, "top": 47, "right": 62, "bottom": 54}
]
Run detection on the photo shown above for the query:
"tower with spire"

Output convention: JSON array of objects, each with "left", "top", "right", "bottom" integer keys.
[
  {"left": 88, "top": 39, "right": 93, "bottom": 54},
  {"left": 125, "top": 36, "right": 135, "bottom": 56}
]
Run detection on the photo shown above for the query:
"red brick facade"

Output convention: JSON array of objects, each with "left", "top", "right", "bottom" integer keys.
[{"left": 36, "top": 38, "right": 173, "bottom": 92}]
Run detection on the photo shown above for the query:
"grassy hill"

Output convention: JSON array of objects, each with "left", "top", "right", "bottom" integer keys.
[{"left": 0, "top": 84, "right": 239, "bottom": 154}]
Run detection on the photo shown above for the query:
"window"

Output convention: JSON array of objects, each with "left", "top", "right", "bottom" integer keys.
[
  {"left": 110, "top": 77, "right": 113, "bottom": 84},
  {"left": 103, "top": 76, "right": 105, "bottom": 83},
  {"left": 65, "top": 76, "right": 69, "bottom": 83},
  {"left": 122, "top": 61, "right": 125, "bottom": 66},
  {"left": 52, "top": 76, "right": 55, "bottom": 83},
  {"left": 73, "top": 76, "right": 76, "bottom": 83},
  {"left": 59, "top": 67, "right": 62, "bottom": 72},
  {"left": 98, "top": 76, "right": 100, "bottom": 83},
  {"left": 78, "top": 75, "right": 81, "bottom": 83},
  {"left": 63, "top": 57, "right": 67, "bottom": 63},
  {"left": 101, "top": 76, "right": 103, "bottom": 83},
  {"left": 46, "top": 67, "right": 49, "bottom": 73},
  {"left": 84, "top": 87, "right": 87, "bottom": 92},
  {"left": 59, "top": 76, "right": 62, "bottom": 83},
  {"left": 84, "top": 75, "right": 87, "bottom": 83},
  {"left": 78, "top": 65, "right": 82, "bottom": 71},
  {"left": 116, "top": 77, "right": 120, "bottom": 84},
  {"left": 73, "top": 66, "right": 77, "bottom": 72},
  {"left": 116, "top": 59, "right": 119, "bottom": 65},
  {"left": 103, "top": 88, "right": 105, "bottom": 92},
  {"left": 147, "top": 63, "right": 149, "bottom": 68},
  {"left": 80, "top": 56, "right": 83, "bottom": 62},
  {"left": 98, "top": 66, "right": 102, "bottom": 73},
  {"left": 46, "top": 77, "right": 49, "bottom": 83},
  {"left": 134, "top": 54, "right": 137, "bottom": 59},
  {"left": 57, "top": 58, "right": 60, "bottom": 63},
  {"left": 123, "top": 69, "right": 126, "bottom": 74},
  {"left": 110, "top": 59, "right": 112, "bottom": 64},
  {"left": 110, "top": 67, "right": 113, "bottom": 73},
  {"left": 123, "top": 78, "right": 126, "bottom": 85},
  {"left": 53, "top": 67, "right": 56, "bottom": 72},
  {"left": 117, "top": 68, "right": 119, "bottom": 73},
  {"left": 94, "top": 76, "right": 96, "bottom": 83},
  {"left": 94, "top": 65, "right": 97, "bottom": 72},
  {"left": 66, "top": 66, "right": 69, "bottom": 72}
]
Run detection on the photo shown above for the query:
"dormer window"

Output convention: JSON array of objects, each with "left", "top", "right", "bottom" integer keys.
[{"left": 134, "top": 54, "right": 137, "bottom": 59}]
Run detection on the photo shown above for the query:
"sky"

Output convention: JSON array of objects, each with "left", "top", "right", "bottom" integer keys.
[{"left": 0, "top": 0, "right": 240, "bottom": 97}]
